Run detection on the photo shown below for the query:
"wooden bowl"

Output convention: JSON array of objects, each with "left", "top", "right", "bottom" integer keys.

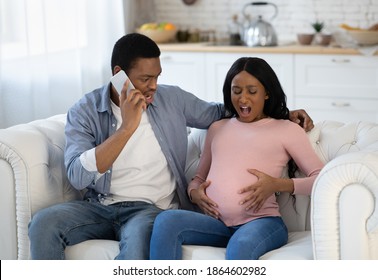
[
  {"left": 348, "top": 30, "right": 378, "bottom": 46},
  {"left": 136, "top": 29, "right": 177, "bottom": 43},
  {"left": 297, "top": 33, "right": 314, "bottom": 45}
]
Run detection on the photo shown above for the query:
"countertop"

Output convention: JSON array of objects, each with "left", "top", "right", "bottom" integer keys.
[{"left": 158, "top": 42, "right": 378, "bottom": 55}]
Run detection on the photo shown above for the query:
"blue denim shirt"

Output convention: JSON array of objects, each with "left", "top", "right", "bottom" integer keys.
[{"left": 64, "top": 83, "right": 224, "bottom": 210}]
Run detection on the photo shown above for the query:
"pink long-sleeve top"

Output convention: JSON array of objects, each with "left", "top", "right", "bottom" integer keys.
[{"left": 188, "top": 118, "right": 324, "bottom": 226}]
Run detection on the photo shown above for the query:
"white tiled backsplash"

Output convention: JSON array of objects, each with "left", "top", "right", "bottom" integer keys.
[{"left": 148, "top": 0, "right": 378, "bottom": 42}]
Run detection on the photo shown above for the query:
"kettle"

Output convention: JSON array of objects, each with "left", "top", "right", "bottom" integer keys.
[{"left": 242, "top": 2, "right": 278, "bottom": 47}]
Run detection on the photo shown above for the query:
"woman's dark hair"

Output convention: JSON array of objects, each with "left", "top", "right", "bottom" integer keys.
[
  {"left": 110, "top": 33, "right": 161, "bottom": 74},
  {"left": 223, "top": 57, "right": 297, "bottom": 178},
  {"left": 222, "top": 57, "right": 289, "bottom": 120}
]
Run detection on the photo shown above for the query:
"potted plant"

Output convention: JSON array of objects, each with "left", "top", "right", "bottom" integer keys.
[
  {"left": 311, "top": 21, "right": 332, "bottom": 46},
  {"left": 311, "top": 21, "right": 324, "bottom": 33}
]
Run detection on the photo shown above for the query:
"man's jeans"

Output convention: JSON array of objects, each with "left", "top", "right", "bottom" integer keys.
[
  {"left": 150, "top": 209, "right": 288, "bottom": 260},
  {"left": 28, "top": 200, "right": 162, "bottom": 259}
]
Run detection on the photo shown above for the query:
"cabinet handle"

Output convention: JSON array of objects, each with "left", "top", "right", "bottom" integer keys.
[
  {"left": 331, "top": 58, "right": 351, "bottom": 63},
  {"left": 331, "top": 101, "right": 351, "bottom": 107}
]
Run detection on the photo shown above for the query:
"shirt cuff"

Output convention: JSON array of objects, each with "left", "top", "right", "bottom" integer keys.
[{"left": 80, "top": 148, "right": 105, "bottom": 181}]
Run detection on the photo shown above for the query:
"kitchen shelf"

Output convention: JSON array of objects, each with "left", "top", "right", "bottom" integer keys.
[{"left": 158, "top": 43, "right": 378, "bottom": 56}]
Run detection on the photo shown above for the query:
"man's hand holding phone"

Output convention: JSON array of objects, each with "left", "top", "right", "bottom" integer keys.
[
  {"left": 110, "top": 70, "right": 146, "bottom": 134},
  {"left": 111, "top": 70, "right": 146, "bottom": 109}
]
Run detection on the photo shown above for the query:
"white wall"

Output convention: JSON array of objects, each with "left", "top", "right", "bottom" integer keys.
[{"left": 150, "top": 0, "right": 378, "bottom": 42}]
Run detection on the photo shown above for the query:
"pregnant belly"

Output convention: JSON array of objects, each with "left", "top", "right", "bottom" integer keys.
[{"left": 206, "top": 171, "right": 258, "bottom": 226}]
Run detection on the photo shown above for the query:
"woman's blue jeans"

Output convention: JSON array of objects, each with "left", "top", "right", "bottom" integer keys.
[
  {"left": 150, "top": 209, "right": 288, "bottom": 260},
  {"left": 28, "top": 200, "right": 162, "bottom": 259}
]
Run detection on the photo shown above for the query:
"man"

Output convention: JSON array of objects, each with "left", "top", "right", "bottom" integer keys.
[{"left": 28, "top": 33, "right": 313, "bottom": 260}]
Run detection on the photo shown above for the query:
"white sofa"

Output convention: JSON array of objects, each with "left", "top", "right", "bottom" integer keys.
[{"left": 1, "top": 114, "right": 378, "bottom": 260}]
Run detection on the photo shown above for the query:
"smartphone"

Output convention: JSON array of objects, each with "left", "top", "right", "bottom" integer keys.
[{"left": 110, "top": 70, "right": 135, "bottom": 95}]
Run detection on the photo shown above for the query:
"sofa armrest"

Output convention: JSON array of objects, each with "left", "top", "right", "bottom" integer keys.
[
  {"left": 311, "top": 151, "right": 378, "bottom": 259},
  {"left": 0, "top": 115, "right": 81, "bottom": 259}
]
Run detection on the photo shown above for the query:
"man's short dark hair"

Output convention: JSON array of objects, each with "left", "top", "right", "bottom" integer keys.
[{"left": 111, "top": 33, "right": 161, "bottom": 74}]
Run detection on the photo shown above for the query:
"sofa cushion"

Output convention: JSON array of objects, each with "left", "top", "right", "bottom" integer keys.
[
  {"left": 65, "top": 231, "right": 312, "bottom": 260},
  {"left": 260, "top": 231, "right": 313, "bottom": 260},
  {"left": 66, "top": 240, "right": 119, "bottom": 260}
]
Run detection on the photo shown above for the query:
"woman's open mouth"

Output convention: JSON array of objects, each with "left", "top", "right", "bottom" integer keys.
[{"left": 239, "top": 106, "right": 251, "bottom": 117}]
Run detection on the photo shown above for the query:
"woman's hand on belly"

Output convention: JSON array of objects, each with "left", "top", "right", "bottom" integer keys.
[
  {"left": 238, "top": 169, "right": 279, "bottom": 212},
  {"left": 190, "top": 180, "right": 220, "bottom": 219}
]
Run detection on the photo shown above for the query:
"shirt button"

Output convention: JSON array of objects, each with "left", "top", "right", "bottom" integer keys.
[{"left": 112, "top": 123, "right": 115, "bottom": 127}]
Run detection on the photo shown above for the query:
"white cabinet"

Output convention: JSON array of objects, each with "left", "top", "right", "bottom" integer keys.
[
  {"left": 295, "top": 96, "right": 378, "bottom": 123},
  {"left": 159, "top": 51, "right": 206, "bottom": 100},
  {"left": 158, "top": 50, "right": 378, "bottom": 123},
  {"left": 205, "top": 53, "right": 294, "bottom": 107},
  {"left": 294, "top": 54, "right": 378, "bottom": 123}
]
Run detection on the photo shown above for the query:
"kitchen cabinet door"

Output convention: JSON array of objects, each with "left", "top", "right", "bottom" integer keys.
[
  {"left": 159, "top": 51, "right": 207, "bottom": 100},
  {"left": 295, "top": 97, "right": 378, "bottom": 123},
  {"left": 294, "top": 54, "right": 378, "bottom": 122},
  {"left": 204, "top": 53, "right": 295, "bottom": 107},
  {"left": 295, "top": 54, "right": 378, "bottom": 99}
]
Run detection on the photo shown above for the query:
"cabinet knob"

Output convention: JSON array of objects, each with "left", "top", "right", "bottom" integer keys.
[{"left": 331, "top": 101, "right": 351, "bottom": 107}]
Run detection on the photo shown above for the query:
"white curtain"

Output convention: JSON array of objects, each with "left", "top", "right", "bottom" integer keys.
[{"left": 0, "top": 0, "right": 127, "bottom": 128}]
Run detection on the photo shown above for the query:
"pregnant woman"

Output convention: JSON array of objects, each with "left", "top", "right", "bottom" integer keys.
[{"left": 149, "top": 57, "right": 324, "bottom": 260}]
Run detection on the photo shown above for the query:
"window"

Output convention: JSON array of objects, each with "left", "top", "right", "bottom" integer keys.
[{"left": 1, "top": 0, "right": 88, "bottom": 59}]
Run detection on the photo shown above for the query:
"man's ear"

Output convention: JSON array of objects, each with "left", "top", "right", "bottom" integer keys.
[{"left": 113, "top": 65, "right": 122, "bottom": 75}]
